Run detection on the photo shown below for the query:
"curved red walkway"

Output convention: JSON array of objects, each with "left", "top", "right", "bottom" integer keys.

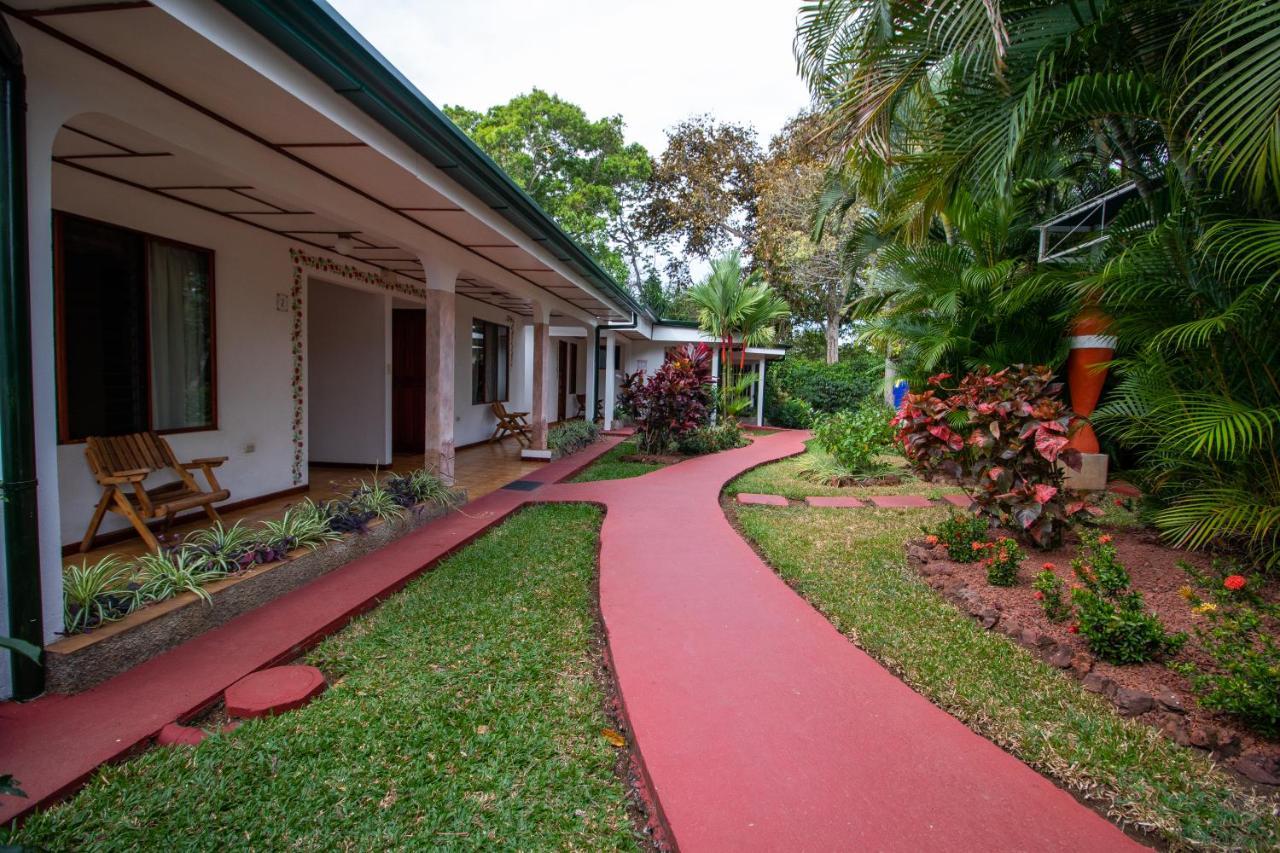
[{"left": 536, "top": 430, "right": 1141, "bottom": 851}]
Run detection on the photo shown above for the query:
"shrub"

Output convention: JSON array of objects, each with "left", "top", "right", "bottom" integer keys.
[
  {"left": 1033, "top": 565, "right": 1072, "bottom": 622},
  {"left": 184, "top": 520, "right": 261, "bottom": 573},
  {"left": 893, "top": 365, "right": 1100, "bottom": 548},
  {"left": 386, "top": 469, "right": 460, "bottom": 509},
  {"left": 616, "top": 343, "right": 713, "bottom": 454},
  {"left": 980, "top": 537, "right": 1024, "bottom": 587},
  {"left": 924, "top": 512, "right": 989, "bottom": 562},
  {"left": 547, "top": 420, "right": 600, "bottom": 456},
  {"left": 675, "top": 420, "right": 744, "bottom": 456},
  {"left": 260, "top": 505, "right": 343, "bottom": 554},
  {"left": 764, "top": 353, "right": 881, "bottom": 415},
  {"left": 768, "top": 395, "right": 815, "bottom": 428},
  {"left": 1172, "top": 565, "right": 1280, "bottom": 736},
  {"left": 811, "top": 403, "right": 895, "bottom": 476},
  {"left": 1069, "top": 533, "right": 1184, "bottom": 664}
]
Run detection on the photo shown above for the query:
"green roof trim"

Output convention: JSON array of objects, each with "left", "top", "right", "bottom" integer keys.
[{"left": 212, "top": 0, "right": 644, "bottom": 318}]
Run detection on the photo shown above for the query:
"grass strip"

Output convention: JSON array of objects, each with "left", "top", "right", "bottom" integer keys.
[
  {"left": 9, "top": 504, "right": 639, "bottom": 852},
  {"left": 733, "top": 501, "right": 1280, "bottom": 851},
  {"left": 570, "top": 440, "right": 666, "bottom": 483}
]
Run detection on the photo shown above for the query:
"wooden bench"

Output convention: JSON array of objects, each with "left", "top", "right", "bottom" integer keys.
[
  {"left": 81, "top": 432, "right": 230, "bottom": 553},
  {"left": 489, "top": 402, "right": 531, "bottom": 446}
]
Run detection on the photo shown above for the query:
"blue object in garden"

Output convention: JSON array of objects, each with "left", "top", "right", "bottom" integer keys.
[{"left": 892, "top": 380, "right": 909, "bottom": 409}]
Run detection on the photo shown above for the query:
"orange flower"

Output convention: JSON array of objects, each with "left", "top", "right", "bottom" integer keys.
[
  {"left": 1224, "top": 574, "right": 1247, "bottom": 591},
  {"left": 925, "top": 535, "right": 939, "bottom": 546},
  {"left": 1098, "top": 534, "right": 1113, "bottom": 544},
  {"left": 1041, "top": 562, "right": 1056, "bottom": 571}
]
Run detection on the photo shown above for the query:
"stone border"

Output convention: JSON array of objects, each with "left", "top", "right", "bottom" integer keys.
[
  {"left": 905, "top": 539, "right": 1280, "bottom": 786},
  {"left": 44, "top": 494, "right": 463, "bottom": 694}
]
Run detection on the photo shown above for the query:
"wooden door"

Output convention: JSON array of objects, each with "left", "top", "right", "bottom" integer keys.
[
  {"left": 392, "top": 309, "right": 426, "bottom": 453},
  {"left": 556, "top": 340, "right": 568, "bottom": 422}
]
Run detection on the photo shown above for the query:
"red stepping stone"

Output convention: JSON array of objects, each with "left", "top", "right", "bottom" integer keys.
[
  {"left": 156, "top": 722, "right": 206, "bottom": 747},
  {"left": 736, "top": 493, "right": 789, "bottom": 506},
  {"left": 225, "top": 665, "right": 327, "bottom": 719},
  {"left": 869, "top": 495, "right": 935, "bottom": 509},
  {"left": 804, "top": 496, "right": 866, "bottom": 508},
  {"left": 942, "top": 494, "right": 973, "bottom": 508}
]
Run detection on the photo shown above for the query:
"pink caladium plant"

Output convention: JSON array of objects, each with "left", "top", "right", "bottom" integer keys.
[{"left": 893, "top": 365, "right": 1102, "bottom": 548}]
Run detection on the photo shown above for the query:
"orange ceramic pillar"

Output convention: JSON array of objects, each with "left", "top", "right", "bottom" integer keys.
[{"left": 1065, "top": 309, "right": 1115, "bottom": 453}]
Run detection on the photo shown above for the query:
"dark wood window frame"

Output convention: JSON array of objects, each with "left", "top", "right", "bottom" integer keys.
[
  {"left": 470, "top": 317, "right": 511, "bottom": 405},
  {"left": 54, "top": 211, "right": 218, "bottom": 444}
]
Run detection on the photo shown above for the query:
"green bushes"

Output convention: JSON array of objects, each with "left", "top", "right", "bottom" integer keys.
[
  {"left": 675, "top": 420, "right": 745, "bottom": 456},
  {"left": 810, "top": 403, "right": 894, "bottom": 476},
  {"left": 1174, "top": 567, "right": 1280, "bottom": 736},
  {"left": 925, "top": 512, "right": 990, "bottom": 562},
  {"left": 764, "top": 353, "right": 882, "bottom": 425},
  {"left": 1033, "top": 565, "right": 1072, "bottom": 622},
  {"left": 548, "top": 419, "right": 599, "bottom": 456},
  {"left": 769, "top": 396, "right": 815, "bottom": 429},
  {"left": 980, "top": 538, "right": 1024, "bottom": 587},
  {"left": 1070, "top": 533, "right": 1184, "bottom": 665}
]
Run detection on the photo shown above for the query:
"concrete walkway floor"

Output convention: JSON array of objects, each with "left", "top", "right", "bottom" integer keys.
[{"left": 3, "top": 429, "right": 1141, "bottom": 850}]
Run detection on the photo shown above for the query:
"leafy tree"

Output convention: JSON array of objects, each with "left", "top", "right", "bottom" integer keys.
[
  {"left": 754, "top": 113, "right": 859, "bottom": 364},
  {"left": 445, "top": 89, "right": 651, "bottom": 285},
  {"left": 636, "top": 116, "right": 763, "bottom": 284},
  {"left": 794, "top": 0, "right": 1280, "bottom": 567}
]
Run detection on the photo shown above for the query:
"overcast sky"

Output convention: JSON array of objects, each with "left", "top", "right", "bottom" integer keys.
[{"left": 325, "top": 0, "right": 813, "bottom": 155}]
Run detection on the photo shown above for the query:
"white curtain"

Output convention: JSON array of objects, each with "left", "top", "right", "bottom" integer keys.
[{"left": 149, "top": 243, "right": 212, "bottom": 430}]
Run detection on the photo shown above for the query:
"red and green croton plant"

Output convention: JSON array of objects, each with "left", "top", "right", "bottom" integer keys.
[{"left": 892, "top": 365, "right": 1101, "bottom": 548}]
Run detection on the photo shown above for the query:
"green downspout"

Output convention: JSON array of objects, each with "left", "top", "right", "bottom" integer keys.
[{"left": 0, "top": 16, "right": 43, "bottom": 699}]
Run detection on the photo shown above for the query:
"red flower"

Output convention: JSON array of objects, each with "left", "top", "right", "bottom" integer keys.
[
  {"left": 1224, "top": 575, "right": 1247, "bottom": 591},
  {"left": 1041, "top": 562, "right": 1056, "bottom": 571},
  {"left": 1113, "top": 498, "right": 1125, "bottom": 507},
  {"left": 1068, "top": 624, "right": 1079, "bottom": 634},
  {"left": 925, "top": 535, "right": 939, "bottom": 546},
  {"left": 1098, "top": 534, "right": 1113, "bottom": 544},
  {"left": 1033, "top": 591, "right": 1044, "bottom": 600}
]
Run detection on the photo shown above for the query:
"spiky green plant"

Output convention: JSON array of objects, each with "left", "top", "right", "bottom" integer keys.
[
  {"left": 62, "top": 556, "right": 138, "bottom": 634},
  {"left": 184, "top": 521, "right": 259, "bottom": 573},
  {"left": 135, "top": 548, "right": 225, "bottom": 604},
  {"left": 260, "top": 506, "right": 342, "bottom": 552},
  {"left": 351, "top": 479, "right": 405, "bottom": 522}
]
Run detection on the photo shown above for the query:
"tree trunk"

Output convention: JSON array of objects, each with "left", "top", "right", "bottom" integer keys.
[{"left": 825, "top": 311, "right": 840, "bottom": 364}]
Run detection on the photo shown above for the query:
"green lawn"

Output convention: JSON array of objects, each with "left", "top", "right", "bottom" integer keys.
[
  {"left": 9, "top": 505, "right": 639, "bottom": 851},
  {"left": 727, "top": 442, "right": 964, "bottom": 500},
  {"left": 570, "top": 440, "right": 667, "bottom": 482},
  {"left": 731, "top": 491, "right": 1280, "bottom": 849}
]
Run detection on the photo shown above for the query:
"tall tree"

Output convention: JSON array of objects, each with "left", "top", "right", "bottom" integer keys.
[
  {"left": 754, "top": 112, "right": 857, "bottom": 363},
  {"left": 445, "top": 89, "right": 651, "bottom": 285},
  {"left": 636, "top": 116, "right": 763, "bottom": 284}
]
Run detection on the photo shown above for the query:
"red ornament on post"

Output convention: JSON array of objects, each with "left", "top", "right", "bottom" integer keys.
[{"left": 1064, "top": 307, "right": 1115, "bottom": 488}]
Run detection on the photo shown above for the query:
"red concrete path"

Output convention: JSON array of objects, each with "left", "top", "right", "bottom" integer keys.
[
  {"left": 0, "top": 438, "right": 623, "bottom": 826},
  {"left": 3, "top": 430, "right": 1142, "bottom": 850},
  {"left": 533, "top": 430, "right": 1142, "bottom": 851}
]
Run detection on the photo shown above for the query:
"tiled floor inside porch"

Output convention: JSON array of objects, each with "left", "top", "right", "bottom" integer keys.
[{"left": 65, "top": 436, "right": 543, "bottom": 568}]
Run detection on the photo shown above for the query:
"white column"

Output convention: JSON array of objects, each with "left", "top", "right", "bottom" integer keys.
[
  {"left": 583, "top": 324, "right": 597, "bottom": 422},
  {"left": 603, "top": 330, "right": 618, "bottom": 430},
  {"left": 756, "top": 359, "right": 766, "bottom": 427},
  {"left": 420, "top": 257, "right": 458, "bottom": 481},
  {"left": 710, "top": 348, "right": 720, "bottom": 425}
]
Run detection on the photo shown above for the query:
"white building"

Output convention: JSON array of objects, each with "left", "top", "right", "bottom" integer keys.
[{"left": 0, "top": 0, "right": 782, "bottom": 698}]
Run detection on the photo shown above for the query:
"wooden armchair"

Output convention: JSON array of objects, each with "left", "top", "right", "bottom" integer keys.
[
  {"left": 489, "top": 402, "right": 531, "bottom": 446},
  {"left": 81, "top": 432, "right": 230, "bottom": 553}
]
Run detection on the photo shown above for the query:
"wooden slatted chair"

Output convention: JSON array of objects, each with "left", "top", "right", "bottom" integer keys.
[
  {"left": 81, "top": 432, "right": 230, "bottom": 553},
  {"left": 489, "top": 401, "right": 531, "bottom": 446}
]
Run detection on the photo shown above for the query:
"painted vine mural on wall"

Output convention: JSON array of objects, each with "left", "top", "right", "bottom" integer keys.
[{"left": 288, "top": 249, "right": 428, "bottom": 484}]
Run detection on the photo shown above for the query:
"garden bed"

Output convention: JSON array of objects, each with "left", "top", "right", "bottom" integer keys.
[
  {"left": 905, "top": 526, "right": 1280, "bottom": 788},
  {"left": 45, "top": 495, "right": 462, "bottom": 694}
]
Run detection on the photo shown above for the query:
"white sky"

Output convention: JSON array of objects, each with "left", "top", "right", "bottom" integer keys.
[{"left": 325, "top": 0, "right": 813, "bottom": 155}]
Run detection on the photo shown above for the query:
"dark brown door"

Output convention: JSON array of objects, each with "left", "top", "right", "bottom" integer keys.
[
  {"left": 556, "top": 340, "right": 568, "bottom": 421},
  {"left": 392, "top": 309, "right": 426, "bottom": 453}
]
